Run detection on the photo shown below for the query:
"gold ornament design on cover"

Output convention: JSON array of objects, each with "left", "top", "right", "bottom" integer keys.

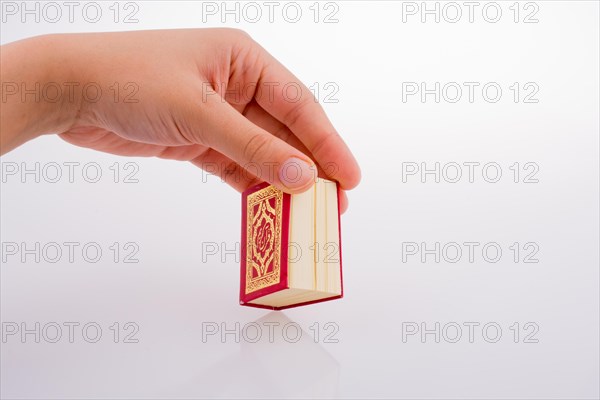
[{"left": 245, "top": 185, "right": 284, "bottom": 294}]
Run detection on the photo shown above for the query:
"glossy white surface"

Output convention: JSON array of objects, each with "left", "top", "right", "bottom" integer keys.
[{"left": 1, "top": 1, "right": 598, "bottom": 398}]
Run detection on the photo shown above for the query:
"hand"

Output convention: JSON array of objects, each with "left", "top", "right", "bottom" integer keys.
[{"left": 0, "top": 29, "right": 360, "bottom": 210}]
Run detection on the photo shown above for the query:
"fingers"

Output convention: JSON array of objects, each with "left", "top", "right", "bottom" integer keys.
[
  {"left": 194, "top": 91, "right": 317, "bottom": 194},
  {"left": 60, "top": 128, "right": 205, "bottom": 160},
  {"left": 190, "top": 146, "right": 350, "bottom": 214},
  {"left": 191, "top": 145, "right": 350, "bottom": 213},
  {"left": 252, "top": 49, "right": 361, "bottom": 191},
  {"left": 242, "top": 99, "right": 350, "bottom": 213},
  {"left": 61, "top": 125, "right": 351, "bottom": 212},
  {"left": 190, "top": 146, "right": 349, "bottom": 213},
  {"left": 338, "top": 187, "right": 349, "bottom": 214},
  {"left": 189, "top": 148, "right": 264, "bottom": 192},
  {"left": 241, "top": 100, "right": 329, "bottom": 178}
]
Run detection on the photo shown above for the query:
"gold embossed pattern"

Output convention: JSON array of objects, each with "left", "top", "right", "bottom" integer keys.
[{"left": 245, "top": 186, "right": 283, "bottom": 294}]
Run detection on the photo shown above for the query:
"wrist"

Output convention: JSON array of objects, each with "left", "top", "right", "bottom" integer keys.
[{"left": 1, "top": 34, "right": 80, "bottom": 153}]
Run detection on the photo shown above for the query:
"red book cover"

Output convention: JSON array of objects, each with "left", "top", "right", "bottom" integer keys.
[{"left": 240, "top": 181, "right": 343, "bottom": 310}]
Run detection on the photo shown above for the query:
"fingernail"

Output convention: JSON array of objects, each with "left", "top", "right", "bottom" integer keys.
[{"left": 279, "top": 157, "right": 316, "bottom": 190}]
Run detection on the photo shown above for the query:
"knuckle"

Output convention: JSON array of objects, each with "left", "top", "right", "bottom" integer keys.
[
  {"left": 224, "top": 28, "right": 253, "bottom": 42},
  {"left": 242, "top": 133, "right": 271, "bottom": 164},
  {"left": 311, "top": 130, "right": 339, "bottom": 159},
  {"left": 283, "top": 97, "right": 312, "bottom": 129},
  {"left": 223, "top": 161, "right": 239, "bottom": 179}
]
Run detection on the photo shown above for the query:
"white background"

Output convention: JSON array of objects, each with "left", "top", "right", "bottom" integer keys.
[{"left": 1, "top": 1, "right": 599, "bottom": 398}]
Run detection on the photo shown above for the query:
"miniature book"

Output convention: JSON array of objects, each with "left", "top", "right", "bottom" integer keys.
[{"left": 240, "top": 178, "right": 343, "bottom": 310}]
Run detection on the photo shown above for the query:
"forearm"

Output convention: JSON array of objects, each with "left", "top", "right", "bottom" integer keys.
[{"left": 1, "top": 35, "right": 77, "bottom": 154}]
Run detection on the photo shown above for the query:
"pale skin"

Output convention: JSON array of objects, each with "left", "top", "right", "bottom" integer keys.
[{"left": 0, "top": 29, "right": 360, "bottom": 211}]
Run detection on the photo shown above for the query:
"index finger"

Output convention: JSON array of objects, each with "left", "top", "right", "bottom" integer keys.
[{"left": 253, "top": 49, "right": 361, "bottom": 190}]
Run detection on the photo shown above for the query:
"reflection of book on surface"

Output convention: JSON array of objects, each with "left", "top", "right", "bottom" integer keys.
[
  {"left": 239, "top": 312, "right": 340, "bottom": 397},
  {"left": 171, "top": 312, "right": 340, "bottom": 398},
  {"left": 240, "top": 178, "right": 343, "bottom": 310}
]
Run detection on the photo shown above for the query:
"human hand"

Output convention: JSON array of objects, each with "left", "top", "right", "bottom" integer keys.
[{"left": 1, "top": 29, "right": 360, "bottom": 210}]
